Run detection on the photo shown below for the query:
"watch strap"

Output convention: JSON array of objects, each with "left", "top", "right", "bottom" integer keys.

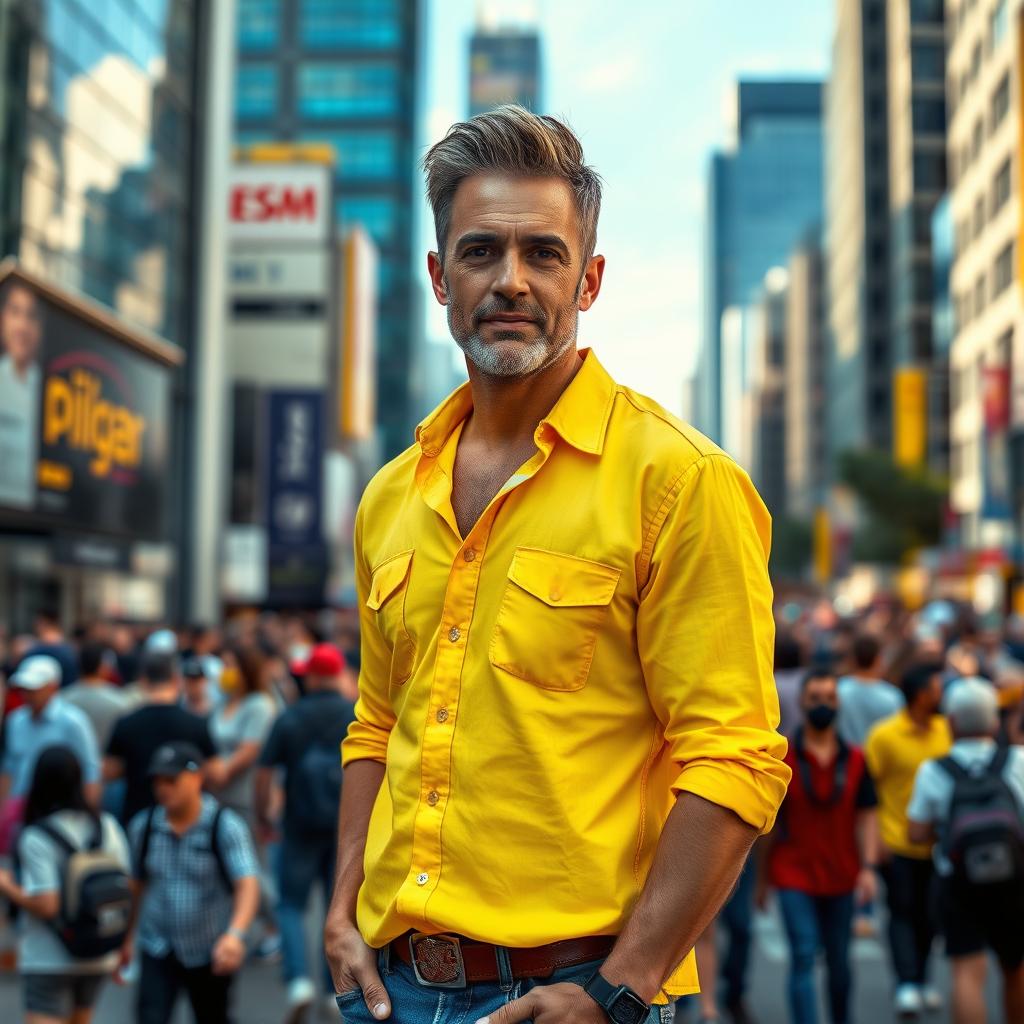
[{"left": 583, "top": 971, "right": 651, "bottom": 1024}]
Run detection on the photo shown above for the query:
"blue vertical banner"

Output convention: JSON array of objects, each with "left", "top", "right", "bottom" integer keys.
[{"left": 265, "top": 390, "right": 327, "bottom": 606}]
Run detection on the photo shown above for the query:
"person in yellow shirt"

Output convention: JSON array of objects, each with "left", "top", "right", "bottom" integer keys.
[
  {"left": 323, "top": 105, "right": 790, "bottom": 1024},
  {"left": 864, "top": 662, "right": 952, "bottom": 1018}
]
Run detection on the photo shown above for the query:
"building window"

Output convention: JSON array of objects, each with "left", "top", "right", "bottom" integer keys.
[
  {"left": 971, "top": 40, "right": 983, "bottom": 83},
  {"left": 993, "top": 157, "right": 1012, "bottom": 215},
  {"left": 991, "top": 72, "right": 1010, "bottom": 131},
  {"left": 992, "top": 0, "right": 1009, "bottom": 47},
  {"left": 236, "top": 64, "right": 277, "bottom": 119},
  {"left": 975, "top": 272, "right": 987, "bottom": 315},
  {"left": 297, "top": 131, "right": 398, "bottom": 180},
  {"left": 972, "top": 117, "right": 984, "bottom": 161},
  {"left": 912, "top": 97, "right": 946, "bottom": 133},
  {"left": 299, "top": 0, "right": 401, "bottom": 49},
  {"left": 297, "top": 63, "right": 399, "bottom": 119},
  {"left": 237, "top": 0, "right": 279, "bottom": 51},
  {"left": 913, "top": 150, "right": 946, "bottom": 190},
  {"left": 994, "top": 241, "right": 1014, "bottom": 296},
  {"left": 911, "top": 41, "right": 944, "bottom": 81},
  {"left": 910, "top": 0, "right": 944, "bottom": 23},
  {"left": 974, "top": 194, "right": 986, "bottom": 239},
  {"left": 337, "top": 195, "right": 399, "bottom": 245}
]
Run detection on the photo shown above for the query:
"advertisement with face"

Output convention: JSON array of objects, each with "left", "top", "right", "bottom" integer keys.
[{"left": 0, "top": 266, "right": 175, "bottom": 540}]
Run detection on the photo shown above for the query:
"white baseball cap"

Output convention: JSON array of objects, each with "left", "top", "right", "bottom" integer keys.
[
  {"left": 144, "top": 628, "right": 178, "bottom": 654},
  {"left": 10, "top": 654, "right": 63, "bottom": 690}
]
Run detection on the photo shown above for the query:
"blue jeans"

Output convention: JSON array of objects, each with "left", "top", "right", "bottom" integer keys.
[
  {"left": 719, "top": 857, "right": 755, "bottom": 1005},
  {"left": 277, "top": 830, "right": 335, "bottom": 991},
  {"left": 336, "top": 947, "right": 674, "bottom": 1024},
  {"left": 777, "top": 888, "right": 854, "bottom": 1024}
]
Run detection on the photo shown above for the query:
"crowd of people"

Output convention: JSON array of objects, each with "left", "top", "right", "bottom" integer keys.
[
  {"left": 2, "top": 596, "right": 1024, "bottom": 1024},
  {"left": 0, "top": 610, "right": 358, "bottom": 1024},
  {"left": 689, "top": 596, "right": 1024, "bottom": 1024}
]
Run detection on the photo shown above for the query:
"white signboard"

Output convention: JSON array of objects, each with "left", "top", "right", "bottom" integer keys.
[
  {"left": 229, "top": 250, "right": 328, "bottom": 299},
  {"left": 227, "top": 163, "right": 331, "bottom": 244}
]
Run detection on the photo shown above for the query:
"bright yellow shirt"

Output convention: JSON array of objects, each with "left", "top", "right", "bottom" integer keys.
[
  {"left": 343, "top": 349, "right": 790, "bottom": 998},
  {"left": 864, "top": 710, "right": 952, "bottom": 859}
]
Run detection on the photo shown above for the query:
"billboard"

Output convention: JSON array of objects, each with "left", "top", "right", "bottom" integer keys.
[
  {"left": 228, "top": 163, "right": 332, "bottom": 244},
  {"left": 0, "top": 263, "right": 177, "bottom": 540}
]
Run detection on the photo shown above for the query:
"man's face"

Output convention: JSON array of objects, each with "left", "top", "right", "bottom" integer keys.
[
  {"left": 1, "top": 285, "right": 41, "bottom": 369},
  {"left": 153, "top": 770, "right": 201, "bottom": 813},
  {"left": 428, "top": 174, "right": 604, "bottom": 379},
  {"left": 20, "top": 682, "right": 56, "bottom": 714},
  {"left": 801, "top": 676, "right": 838, "bottom": 712}
]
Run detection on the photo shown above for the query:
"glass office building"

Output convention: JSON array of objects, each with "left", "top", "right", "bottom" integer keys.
[
  {"left": 469, "top": 26, "right": 541, "bottom": 116},
  {"left": 696, "top": 80, "right": 824, "bottom": 443},
  {"left": 0, "top": 0, "right": 200, "bottom": 350},
  {"left": 235, "top": 0, "right": 422, "bottom": 459}
]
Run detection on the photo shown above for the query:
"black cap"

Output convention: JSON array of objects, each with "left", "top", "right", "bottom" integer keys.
[
  {"left": 181, "top": 657, "right": 205, "bottom": 679},
  {"left": 148, "top": 741, "right": 205, "bottom": 778}
]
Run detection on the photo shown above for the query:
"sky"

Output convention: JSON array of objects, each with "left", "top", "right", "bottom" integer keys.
[{"left": 419, "top": 0, "right": 834, "bottom": 416}]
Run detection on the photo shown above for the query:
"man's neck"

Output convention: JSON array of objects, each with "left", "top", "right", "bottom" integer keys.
[
  {"left": 165, "top": 798, "right": 203, "bottom": 834},
  {"left": 80, "top": 674, "right": 108, "bottom": 687},
  {"left": 145, "top": 685, "right": 180, "bottom": 705},
  {"left": 30, "top": 699, "right": 53, "bottom": 721},
  {"left": 802, "top": 727, "right": 838, "bottom": 760},
  {"left": 462, "top": 346, "right": 582, "bottom": 448},
  {"left": 907, "top": 704, "right": 934, "bottom": 729}
]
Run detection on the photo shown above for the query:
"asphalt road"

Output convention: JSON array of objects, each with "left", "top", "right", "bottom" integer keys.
[{"left": 0, "top": 909, "right": 1003, "bottom": 1023}]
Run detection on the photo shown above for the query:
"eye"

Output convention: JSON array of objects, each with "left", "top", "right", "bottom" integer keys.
[
  {"left": 534, "top": 248, "right": 559, "bottom": 260},
  {"left": 464, "top": 246, "right": 490, "bottom": 258}
]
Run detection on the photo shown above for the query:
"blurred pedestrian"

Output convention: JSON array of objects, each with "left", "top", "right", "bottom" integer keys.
[
  {"left": 907, "top": 679, "right": 1024, "bottom": 1024},
  {"left": 0, "top": 655, "right": 100, "bottom": 853},
  {"left": 836, "top": 634, "right": 904, "bottom": 747},
  {"left": 62, "top": 641, "right": 130, "bottom": 751},
  {"left": 119, "top": 742, "right": 260, "bottom": 1024},
  {"left": 104, "top": 650, "right": 218, "bottom": 826},
  {"left": 26, "top": 609, "right": 79, "bottom": 688},
  {"left": 255, "top": 642, "right": 353, "bottom": 1021},
  {"left": 865, "top": 662, "right": 952, "bottom": 1017},
  {"left": 761, "top": 668, "right": 879, "bottom": 1024},
  {"left": 181, "top": 657, "right": 215, "bottom": 718},
  {"left": 0, "top": 745, "right": 130, "bottom": 1024},
  {"left": 775, "top": 631, "right": 806, "bottom": 739}
]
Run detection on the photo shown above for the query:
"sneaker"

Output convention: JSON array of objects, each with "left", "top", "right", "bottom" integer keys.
[
  {"left": 894, "top": 984, "right": 923, "bottom": 1017},
  {"left": 254, "top": 932, "right": 283, "bottom": 962},
  {"left": 920, "top": 987, "right": 943, "bottom": 1012},
  {"left": 286, "top": 977, "right": 316, "bottom": 1024}
]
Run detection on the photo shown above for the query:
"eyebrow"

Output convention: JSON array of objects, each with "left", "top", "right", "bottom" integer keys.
[{"left": 452, "top": 231, "right": 572, "bottom": 255}]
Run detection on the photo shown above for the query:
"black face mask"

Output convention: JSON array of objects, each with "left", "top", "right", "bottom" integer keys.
[{"left": 805, "top": 704, "right": 837, "bottom": 731}]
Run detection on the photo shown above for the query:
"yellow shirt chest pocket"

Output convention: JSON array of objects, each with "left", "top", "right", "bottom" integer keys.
[
  {"left": 367, "top": 550, "right": 416, "bottom": 686},
  {"left": 489, "top": 547, "right": 621, "bottom": 692}
]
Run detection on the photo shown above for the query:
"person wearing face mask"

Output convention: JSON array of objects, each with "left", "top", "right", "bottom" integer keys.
[
  {"left": 864, "top": 662, "right": 952, "bottom": 1018},
  {"left": 758, "top": 667, "right": 879, "bottom": 1024}
]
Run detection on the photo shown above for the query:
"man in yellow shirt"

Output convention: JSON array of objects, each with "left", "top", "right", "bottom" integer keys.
[
  {"left": 864, "top": 663, "right": 952, "bottom": 1018},
  {"left": 324, "top": 105, "right": 790, "bottom": 1024}
]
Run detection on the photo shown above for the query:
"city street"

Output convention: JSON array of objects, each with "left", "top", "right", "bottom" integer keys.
[{"left": 0, "top": 907, "right": 1002, "bottom": 1023}]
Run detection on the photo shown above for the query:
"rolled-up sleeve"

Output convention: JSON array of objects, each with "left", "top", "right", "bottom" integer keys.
[
  {"left": 342, "top": 500, "right": 398, "bottom": 768},
  {"left": 637, "top": 453, "right": 790, "bottom": 833}
]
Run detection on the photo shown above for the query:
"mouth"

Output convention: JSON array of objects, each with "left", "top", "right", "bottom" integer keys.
[{"left": 481, "top": 316, "right": 537, "bottom": 328}]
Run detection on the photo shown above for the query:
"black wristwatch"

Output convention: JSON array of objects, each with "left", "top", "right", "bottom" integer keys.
[{"left": 583, "top": 971, "right": 651, "bottom": 1024}]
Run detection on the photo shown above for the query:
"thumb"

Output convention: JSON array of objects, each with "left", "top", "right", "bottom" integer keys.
[
  {"left": 353, "top": 959, "right": 391, "bottom": 1020},
  {"left": 477, "top": 993, "right": 535, "bottom": 1024}
]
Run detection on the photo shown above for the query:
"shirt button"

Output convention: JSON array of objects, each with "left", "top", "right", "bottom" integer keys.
[
  {"left": 463, "top": 549, "right": 476, "bottom": 562},
  {"left": 448, "top": 626, "right": 461, "bottom": 642},
  {"left": 416, "top": 872, "right": 429, "bottom": 886},
  {"left": 549, "top": 589, "right": 562, "bottom": 602},
  {"left": 436, "top": 708, "right": 450, "bottom": 723},
  {"left": 426, "top": 790, "right": 439, "bottom": 806}
]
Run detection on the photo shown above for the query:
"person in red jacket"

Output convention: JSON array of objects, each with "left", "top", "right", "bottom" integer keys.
[{"left": 758, "top": 667, "right": 880, "bottom": 1024}]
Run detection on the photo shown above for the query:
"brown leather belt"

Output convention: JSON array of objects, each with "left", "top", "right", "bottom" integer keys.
[{"left": 391, "top": 932, "right": 616, "bottom": 989}]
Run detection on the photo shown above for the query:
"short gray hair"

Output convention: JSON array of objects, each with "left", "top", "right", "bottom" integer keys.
[
  {"left": 944, "top": 677, "right": 999, "bottom": 736},
  {"left": 422, "top": 104, "right": 603, "bottom": 263}
]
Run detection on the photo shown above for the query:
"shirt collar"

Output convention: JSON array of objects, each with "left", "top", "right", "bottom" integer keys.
[{"left": 414, "top": 348, "right": 616, "bottom": 458}]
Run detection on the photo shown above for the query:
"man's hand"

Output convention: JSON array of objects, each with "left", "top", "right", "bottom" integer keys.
[
  {"left": 854, "top": 867, "right": 878, "bottom": 907},
  {"left": 211, "top": 932, "right": 246, "bottom": 975},
  {"left": 0, "top": 866, "right": 15, "bottom": 898},
  {"left": 476, "top": 981, "right": 609, "bottom": 1024},
  {"left": 323, "top": 919, "right": 390, "bottom": 1020},
  {"left": 113, "top": 936, "right": 134, "bottom": 986}
]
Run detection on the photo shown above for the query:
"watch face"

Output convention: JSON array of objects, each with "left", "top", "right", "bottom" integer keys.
[{"left": 610, "top": 992, "right": 649, "bottom": 1024}]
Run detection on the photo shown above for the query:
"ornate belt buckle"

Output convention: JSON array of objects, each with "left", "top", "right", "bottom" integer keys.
[{"left": 408, "top": 932, "right": 467, "bottom": 989}]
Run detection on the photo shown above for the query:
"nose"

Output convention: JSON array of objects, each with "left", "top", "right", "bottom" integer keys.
[{"left": 492, "top": 252, "right": 529, "bottom": 300}]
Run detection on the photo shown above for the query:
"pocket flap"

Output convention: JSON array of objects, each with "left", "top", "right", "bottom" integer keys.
[
  {"left": 507, "top": 548, "right": 620, "bottom": 608},
  {"left": 366, "top": 550, "right": 414, "bottom": 610}
]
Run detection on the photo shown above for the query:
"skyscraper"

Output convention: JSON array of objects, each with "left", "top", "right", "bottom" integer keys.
[
  {"left": 234, "top": 0, "right": 422, "bottom": 459},
  {"left": 0, "top": 0, "right": 235, "bottom": 624},
  {"left": 824, "top": 0, "right": 891, "bottom": 465},
  {"left": 469, "top": 25, "right": 541, "bottom": 116},
  {"left": 696, "top": 80, "right": 824, "bottom": 444}
]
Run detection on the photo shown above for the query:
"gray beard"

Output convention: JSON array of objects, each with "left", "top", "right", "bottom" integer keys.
[{"left": 449, "top": 313, "right": 578, "bottom": 380}]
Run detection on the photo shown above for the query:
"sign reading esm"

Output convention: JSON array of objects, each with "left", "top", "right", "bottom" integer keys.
[{"left": 227, "top": 163, "right": 331, "bottom": 243}]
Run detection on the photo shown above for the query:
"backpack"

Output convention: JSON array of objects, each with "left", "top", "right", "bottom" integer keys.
[
  {"left": 290, "top": 713, "right": 343, "bottom": 833},
  {"left": 938, "top": 747, "right": 1024, "bottom": 886},
  {"left": 136, "top": 803, "right": 232, "bottom": 892},
  {"left": 32, "top": 815, "right": 133, "bottom": 959}
]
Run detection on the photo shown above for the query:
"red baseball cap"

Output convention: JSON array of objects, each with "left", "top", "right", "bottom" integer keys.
[{"left": 296, "top": 642, "right": 345, "bottom": 677}]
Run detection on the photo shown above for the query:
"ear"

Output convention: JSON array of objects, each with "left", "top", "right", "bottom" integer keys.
[
  {"left": 577, "top": 254, "right": 606, "bottom": 312},
  {"left": 427, "top": 251, "right": 447, "bottom": 305}
]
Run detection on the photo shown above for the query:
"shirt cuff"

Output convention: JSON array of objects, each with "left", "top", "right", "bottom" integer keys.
[
  {"left": 671, "top": 758, "right": 791, "bottom": 834},
  {"left": 341, "top": 722, "right": 391, "bottom": 768}
]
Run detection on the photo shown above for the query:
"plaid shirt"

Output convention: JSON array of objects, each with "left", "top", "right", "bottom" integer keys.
[{"left": 128, "top": 795, "right": 257, "bottom": 967}]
